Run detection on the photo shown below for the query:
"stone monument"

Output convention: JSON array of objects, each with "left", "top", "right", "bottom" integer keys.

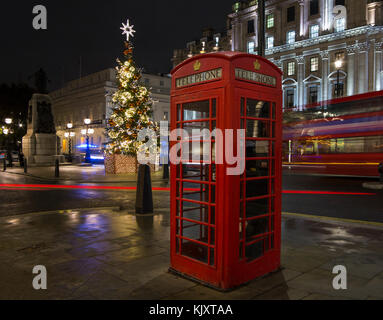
[{"left": 22, "top": 69, "right": 61, "bottom": 165}]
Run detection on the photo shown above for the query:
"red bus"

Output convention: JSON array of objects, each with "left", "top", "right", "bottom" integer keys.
[{"left": 282, "top": 91, "right": 383, "bottom": 177}]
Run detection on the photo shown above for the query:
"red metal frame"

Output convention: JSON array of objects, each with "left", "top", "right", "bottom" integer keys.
[{"left": 170, "top": 52, "right": 283, "bottom": 290}]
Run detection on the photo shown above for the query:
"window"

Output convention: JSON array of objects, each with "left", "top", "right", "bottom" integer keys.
[
  {"left": 164, "top": 112, "right": 169, "bottom": 121},
  {"left": 334, "top": 18, "right": 345, "bottom": 32},
  {"left": 287, "top": 62, "right": 295, "bottom": 76},
  {"left": 160, "top": 80, "right": 164, "bottom": 86},
  {"left": 247, "top": 41, "right": 255, "bottom": 54},
  {"left": 310, "top": 57, "right": 319, "bottom": 72},
  {"left": 267, "top": 14, "right": 274, "bottom": 28},
  {"left": 144, "top": 78, "right": 150, "bottom": 86},
  {"left": 287, "top": 30, "right": 296, "bottom": 44},
  {"left": 248, "top": 20, "right": 255, "bottom": 34},
  {"left": 286, "top": 89, "right": 295, "bottom": 108},
  {"left": 287, "top": 6, "right": 295, "bottom": 23},
  {"left": 335, "top": 0, "right": 345, "bottom": 6},
  {"left": 267, "top": 36, "right": 274, "bottom": 49},
  {"left": 310, "top": 25, "right": 319, "bottom": 38},
  {"left": 310, "top": 0, "right": 319, "bottom": 16},
  {"left": 309, "top": 86, "right": 319, "bottom": 104}
]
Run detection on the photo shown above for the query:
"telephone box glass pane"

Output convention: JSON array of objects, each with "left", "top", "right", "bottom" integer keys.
[
  {"left": 182, "top": 220, "right": 209, "bottom": 244},
  {"left": 182, "top": 164, "right": 210, "bottom": 181},
  {"left": 246, "top": 197, "right": 269, "bottom": 217},
  {"left": 183, "top": 100, "right": 210, "bottom": 120},
  {"left": 246, "top": 120, "right": 271, "bottom": 138},
  {"left": 245, "top": 240, "right": 264, "bottom": 261},
  {"left": 182, "top": 182, "right": 209, "bottom": 203},
  {"left": 212, "top": 99, "right": 217, "bottom": 118},
  {"left": 183, "top": 121, "right": 210, "bottom": 139},
  {"left": 246, "top": 217, "right": 269, "bottom": 240},
  {"left": 182, "top": 202, "right": 209, "bottom": 223},
  {"left": 181, "top": 239, "right": 208, "bottom": 263},
  {"left": 246, "top": 179, "right": 269, "bottom": 198},
  {"left": 247, "top": 99, "right": 270, "bottom": 119},
  {"left": 246, "top": 160, "right": 269, "bottom": 177},
  {"left": 246, "top": 141, "right": 270, "bottom": 158}
]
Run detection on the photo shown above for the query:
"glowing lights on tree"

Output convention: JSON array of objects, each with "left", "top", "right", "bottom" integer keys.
[{"left": 106, "top": 19, "right": 158, "bottom": 156}]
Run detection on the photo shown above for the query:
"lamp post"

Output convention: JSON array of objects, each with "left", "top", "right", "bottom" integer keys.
[
  {"left": 335, "top": 59, "right": 343, "bottom": 98},
  {"left": 4, "top": 118, "right": 13, "bottom": 167},
  {"left": 84, "top": 118, "right": 91, "bottom": 163},
  {"left": 66, "top": 123, "right": 74, "bottom": 162}
]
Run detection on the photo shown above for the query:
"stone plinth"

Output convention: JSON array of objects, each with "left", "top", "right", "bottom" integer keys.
[{"left": 22, "top": 94, "right": 58, "bottom": 165}]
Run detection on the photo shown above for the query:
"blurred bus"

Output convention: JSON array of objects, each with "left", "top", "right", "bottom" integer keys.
[{"left": 283, "top": 91, "right": 383, "bottom": 177}]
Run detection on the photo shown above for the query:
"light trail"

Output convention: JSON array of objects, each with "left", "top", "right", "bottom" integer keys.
[{"left": 0, "top": 184, "right": 376, "bottom": 195}]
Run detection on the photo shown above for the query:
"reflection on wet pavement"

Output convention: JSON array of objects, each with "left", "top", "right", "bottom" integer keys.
[{"left": 0, "top": 209, "right": 382, "bottom": 300}]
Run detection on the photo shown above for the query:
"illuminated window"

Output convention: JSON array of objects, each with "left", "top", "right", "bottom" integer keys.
[
  {"left": 310, "top": 57, "right": 319, "bottom": 72},
  {"left": 310, "top": 25, "right": 319, "bottom": 38},
  {"left": 267, "top": 36, "right": 274, "bottom": 49},
  {"left": 334, "top": 18, "right": 345, "bottom": 32},
  {"left": 247, "top": 41, "right": 255, "bottom": 54},
  {"left": 287, "top": 61, "right": 295, "bottom": 76},
  {"left": 287, "top": 30, "right": 296, "bottom": 44},
  {"left": 267, "top": 14, "right": 274, "bottom": 28},
  {"left": 233, "top": 2, "right": 241, "bottom": 13}
]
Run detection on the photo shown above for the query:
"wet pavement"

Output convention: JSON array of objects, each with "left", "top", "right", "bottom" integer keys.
[{"left": 0, "top": 208, "right": 382, "bottom": 300}]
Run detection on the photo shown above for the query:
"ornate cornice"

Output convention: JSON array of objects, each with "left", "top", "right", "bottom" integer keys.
[{"left": 265, "top": 25, "right": 383, "bottom": 56}]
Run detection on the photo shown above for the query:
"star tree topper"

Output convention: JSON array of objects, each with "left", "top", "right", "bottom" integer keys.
[{"left": 120, "top": 19, "right": 136, "bottom": 41}]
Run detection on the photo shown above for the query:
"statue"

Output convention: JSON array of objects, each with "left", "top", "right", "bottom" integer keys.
[{"left": 29, "top": 68, "right": 50, "bottom": 94}]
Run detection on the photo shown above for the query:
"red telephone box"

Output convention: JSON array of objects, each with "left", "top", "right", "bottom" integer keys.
[{"left": 169, "top": 52, "right": 283, "bottom": 290}]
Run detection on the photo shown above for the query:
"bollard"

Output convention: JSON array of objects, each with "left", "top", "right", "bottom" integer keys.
[
  {"left": 163, "top": 163, "right": 169, "bottom": 180},
  {"left": 3, "top": 158, "right": 6, "bottom": 172},
  {"left": 24, "top": 158, "right": 28, "bottom": 174},
  {"left": 55, "top": 159, "right": 60, "bottom": 178},
  {"left": 135, "top": 164, "right": 154, "bottom": 214},
  {"left": 379, "top": 163, "right": 383, "bottom": 184}
]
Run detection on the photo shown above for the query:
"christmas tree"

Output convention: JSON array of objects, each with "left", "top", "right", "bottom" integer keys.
[{"left": 106, "top": 20, "right": 157, "bottom": 156}]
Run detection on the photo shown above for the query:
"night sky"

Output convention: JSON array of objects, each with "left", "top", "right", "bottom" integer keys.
[{"left": 1, "top": 0, "right": 235, "bottom": 90}]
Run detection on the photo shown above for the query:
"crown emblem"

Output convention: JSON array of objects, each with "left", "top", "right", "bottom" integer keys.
[
  {"left": 194, "top": 60, "right": 201, "bottom": 71},
  {"left": 254, "top": 60, "right": 261, "bottom": 71}
]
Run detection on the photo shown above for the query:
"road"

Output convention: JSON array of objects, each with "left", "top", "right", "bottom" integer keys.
[{"left": 0, "top": 170, "right": 381, "bottom": 222}]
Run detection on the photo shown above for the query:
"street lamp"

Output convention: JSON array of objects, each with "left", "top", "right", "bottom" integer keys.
[
  {"left": 66, "top": 123, "right": 74, "bottom": 162},
  {"left": 5, "top": 118, "right": 12, "bottom": 125},
  {"left": 335, "top": 59, "right": 343, "bottom": 98},
  {"left": 84, "top": 118, "right": 92, "bottom": 163}
]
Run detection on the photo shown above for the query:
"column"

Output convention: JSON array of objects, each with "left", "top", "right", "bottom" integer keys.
[
  {"left": 346, "top": 45, "right": 356, "bottom": 96},
  {"left": 320, "top": 50, "right": 329, "bottom": 101},
  {"left": 299, "top": 0, "right": 305, "bottom": 37},
  {"left": 368, "top": 39, "right": 376, "bottom": 91},
  {"left": 375, "top": 42, "right": 383, "bottom": 91},
  {"left": 296, "top": 56, "right": 305, "bottom": 110},
  {"left": 357, "top": 42, "right": 369, "bottom": 94}
]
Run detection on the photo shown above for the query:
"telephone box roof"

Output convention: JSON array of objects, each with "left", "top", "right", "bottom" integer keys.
[{"left": 171, "top": 51, "right": 283, "bottom": 76}]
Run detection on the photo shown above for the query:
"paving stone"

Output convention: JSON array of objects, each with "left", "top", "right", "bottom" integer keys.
[
  {"left": 287, "top": 268, "right": 370, "bottom": 300},
  {"left": 253, "top": 284, "right": 310, "bottom": 300}
]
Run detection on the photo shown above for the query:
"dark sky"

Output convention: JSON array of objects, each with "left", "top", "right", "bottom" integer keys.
[{"left": 1, "top": 0, "right": 235, "bottom": 90}]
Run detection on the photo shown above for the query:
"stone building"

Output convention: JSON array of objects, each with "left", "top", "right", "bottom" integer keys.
[
  {"left": 50, "top": 68, "right": 171, "bottom": 155},
  {"left": 173, "top": 0, "right": 383, "bottom": 110}
]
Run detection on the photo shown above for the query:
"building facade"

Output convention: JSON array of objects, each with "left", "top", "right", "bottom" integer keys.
[
  {"left": 173, "top": 0, "right": 383, "bottom": 110},
  {"left": 50, "top": 69, "right": 171, "bottom": 155}
]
